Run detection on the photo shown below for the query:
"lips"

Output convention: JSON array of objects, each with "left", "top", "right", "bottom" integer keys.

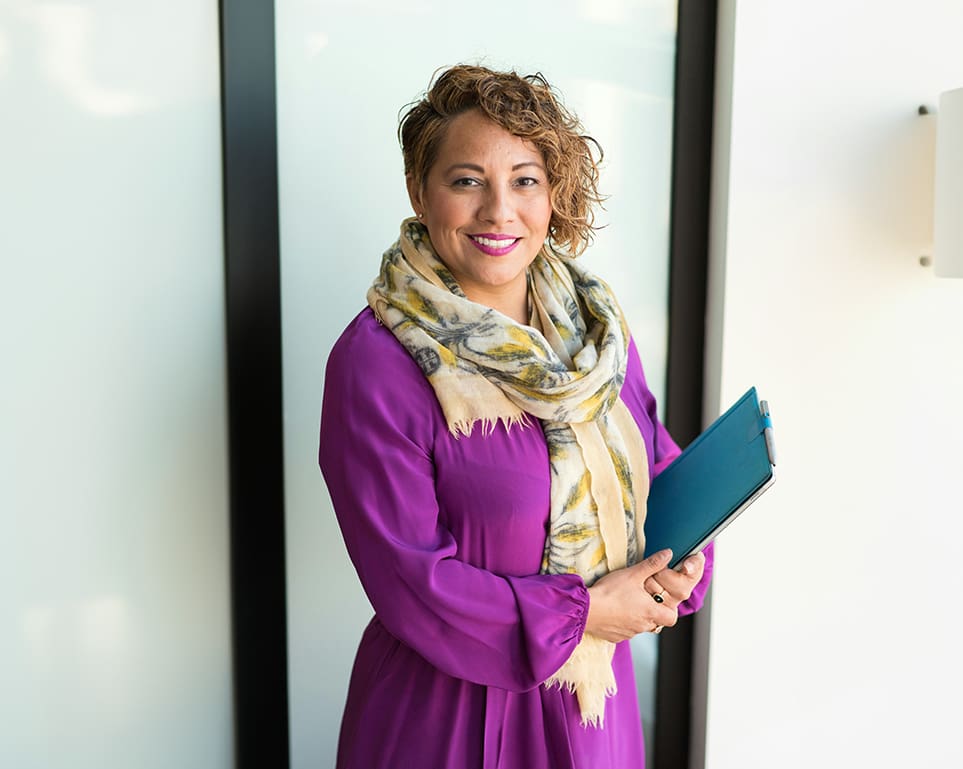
[{"left": 468, "top": 232, "right": 520, "bottom": 256}]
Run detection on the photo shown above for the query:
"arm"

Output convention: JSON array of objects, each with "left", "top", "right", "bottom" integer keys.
[
  {"left": 640, "top": 370, "right": 715, "bottom": 616},
  {"left": 319, "top": 316, "right": 588, "bottom": 693}
]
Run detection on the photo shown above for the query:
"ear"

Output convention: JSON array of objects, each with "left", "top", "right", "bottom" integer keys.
[{"left": 405, "top": 174, "right": 424, "bottom": 218}]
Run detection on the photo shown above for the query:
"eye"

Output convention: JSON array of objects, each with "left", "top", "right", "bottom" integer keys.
[
  {"left": 451, "top": 177, "right": 481, "bottom": 188},
  {"left": 515, "top": 176, "right": 541, "bottom": 187}
]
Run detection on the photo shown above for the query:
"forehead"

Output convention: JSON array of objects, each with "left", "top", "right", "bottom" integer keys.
[{"left": 433, "top": 109, "right": 544, "bottom": 168}]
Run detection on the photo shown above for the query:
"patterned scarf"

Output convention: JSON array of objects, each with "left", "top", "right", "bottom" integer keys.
[{"left": 368, "top": 218, "right": 649, "bottom": 727}]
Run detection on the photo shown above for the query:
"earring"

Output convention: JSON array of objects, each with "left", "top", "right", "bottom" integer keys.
[{"left": 417, "top": 212, "right": 424, "bottom": 219}]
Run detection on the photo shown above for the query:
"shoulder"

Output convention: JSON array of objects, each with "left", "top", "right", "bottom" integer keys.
[
  {"left": 319, "top": 309, "right": 440, "bottom": 478},
  {"left": 622, "top": 337, "right": 655, "bottom": 401},
  {"left": 619, "top": 336, "right": 660, "bottom": 438},
  {"left": 327, "top": 308, "right": 427, "bottom": 386},
  {"left": 624, "top": 337, "right": 644, "bottom": 384},
  {"left": 323, "top": 307, "right": 442, "bottom": 429}
]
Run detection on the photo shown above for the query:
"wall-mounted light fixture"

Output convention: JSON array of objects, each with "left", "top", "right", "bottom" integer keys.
[{"left": 932, "top": 87, "right": 963, "bottom": 278}]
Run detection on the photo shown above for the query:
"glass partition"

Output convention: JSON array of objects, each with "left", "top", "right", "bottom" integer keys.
[
  {"left": 276, "top": 3, "right": 678, "bottom": 764},
  {"left": 0, "top": 2, "right": 233, "bottom": 768}
]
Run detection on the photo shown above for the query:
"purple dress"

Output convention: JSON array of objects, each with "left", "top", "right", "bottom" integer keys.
[{"left": 319, "top": 308, "right": 714, "bottom": 769}]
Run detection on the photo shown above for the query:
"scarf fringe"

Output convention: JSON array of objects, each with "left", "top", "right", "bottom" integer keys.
[
  {"left": 448, "top": 412, "right": 531, "bottom": 438},
  {"left": 544, "top": 633, "right": 617, "bottom": 728}
]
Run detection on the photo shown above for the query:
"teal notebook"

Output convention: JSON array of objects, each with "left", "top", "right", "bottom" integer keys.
[{"left": 643, "top": 387, "right": 776, "bottom": 568}]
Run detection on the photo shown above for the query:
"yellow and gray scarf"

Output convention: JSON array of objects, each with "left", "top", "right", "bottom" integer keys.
[{"left": 368, "top": 218, "right": 649, "bottom": 727}]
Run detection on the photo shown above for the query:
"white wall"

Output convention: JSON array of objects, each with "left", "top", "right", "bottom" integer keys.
[
  {"left": 704, "top": 1, "right": 963, "bottom": 767},
  {"left": 0, "top": 3, "right": 234, "bottom": 767}
]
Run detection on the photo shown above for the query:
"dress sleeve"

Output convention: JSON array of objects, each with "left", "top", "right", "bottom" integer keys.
[
  {"left": 627, "top": 339, "right": 715, "bottom": 617},
  {"left": 319, "top": 317, "right": 589, "bottom": 693}
]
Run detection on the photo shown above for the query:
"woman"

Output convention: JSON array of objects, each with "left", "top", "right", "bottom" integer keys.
[{"left": 319, "top": 64, "right": 713, "bottom": 769}]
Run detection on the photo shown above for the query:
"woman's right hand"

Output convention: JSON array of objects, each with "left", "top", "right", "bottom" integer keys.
[{"left": 584, "top": 549, "right": 680, "bottom": 643}]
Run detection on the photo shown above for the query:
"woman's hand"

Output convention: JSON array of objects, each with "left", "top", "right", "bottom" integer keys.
[{"left": 585, "top": 549, "right": 706, "bottom": 643}]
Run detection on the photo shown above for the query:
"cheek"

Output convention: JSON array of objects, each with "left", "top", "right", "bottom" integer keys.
[
  {"left": 424, "top": 191, "right": 465, "bottom": 223},
  {"left": 535, "top": 199, "right": 553, "bottom": 234}
]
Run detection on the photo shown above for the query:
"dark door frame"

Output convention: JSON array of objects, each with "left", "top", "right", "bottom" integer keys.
[
  {"left": 659, "top": 2, "right": 718, "bottom": 768},
  {"left": 218, "top": 1, "right": 718, "bottom": 767},
  {"left": 219, "top": 2, "right": 289, "bottom": 767}
]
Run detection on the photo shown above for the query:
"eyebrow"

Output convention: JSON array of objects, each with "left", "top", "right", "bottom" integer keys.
[{"left": 443, "top": 161, "right": 545, "bottom": 174}]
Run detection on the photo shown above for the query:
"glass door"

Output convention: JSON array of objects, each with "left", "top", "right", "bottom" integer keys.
[{"left": 275, "top": 3, "right": 679, "bottom": 764}]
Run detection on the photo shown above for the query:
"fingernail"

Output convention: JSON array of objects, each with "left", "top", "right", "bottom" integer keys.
[{"left": 661, "top": 549, "right": 673, "bottom": 561}]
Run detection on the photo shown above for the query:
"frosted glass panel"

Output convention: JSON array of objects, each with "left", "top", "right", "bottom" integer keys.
[
  {"left": 277, "top": 2, "right": 677, "bottom": 765},
  {"left": 0, "top": 2, "right": 233, "bottom": 768}
]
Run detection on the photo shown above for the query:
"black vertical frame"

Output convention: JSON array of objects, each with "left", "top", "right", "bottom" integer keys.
[
  {"left": 219, "top": 1, "right": 290, "bottom": 768},
  {"left": 656, "top": 1, "right": 718, "bottom": 768},
  {"left": 218, "top": 1, "right": 716, "bottom": 767}
]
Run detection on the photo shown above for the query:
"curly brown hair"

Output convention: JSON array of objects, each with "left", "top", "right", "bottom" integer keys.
[{"left": 398, "top": 64, "right": 604, "bottom": 257}]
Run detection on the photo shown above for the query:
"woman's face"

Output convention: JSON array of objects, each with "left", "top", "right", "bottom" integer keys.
[{"left": 408, "top": 109, "right": 553, "bottom": 316}]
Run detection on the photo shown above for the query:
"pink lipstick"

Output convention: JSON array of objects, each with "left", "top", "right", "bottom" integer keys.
[{"left": 468, "top": 233, "right": 521, "bottom": 256}]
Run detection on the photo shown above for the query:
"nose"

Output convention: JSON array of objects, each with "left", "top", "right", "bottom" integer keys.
[{"left": 478, "top": 184, "right": 514, "bottom": 226}]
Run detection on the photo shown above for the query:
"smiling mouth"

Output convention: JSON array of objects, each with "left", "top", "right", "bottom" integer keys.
[{"left": 468, "top": 234, "right": 520, "bottom": 255}]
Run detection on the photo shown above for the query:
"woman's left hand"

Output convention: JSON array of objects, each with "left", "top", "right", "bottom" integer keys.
[{"left": 642, "top": 552, "right": 706, "bottom": 610}]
